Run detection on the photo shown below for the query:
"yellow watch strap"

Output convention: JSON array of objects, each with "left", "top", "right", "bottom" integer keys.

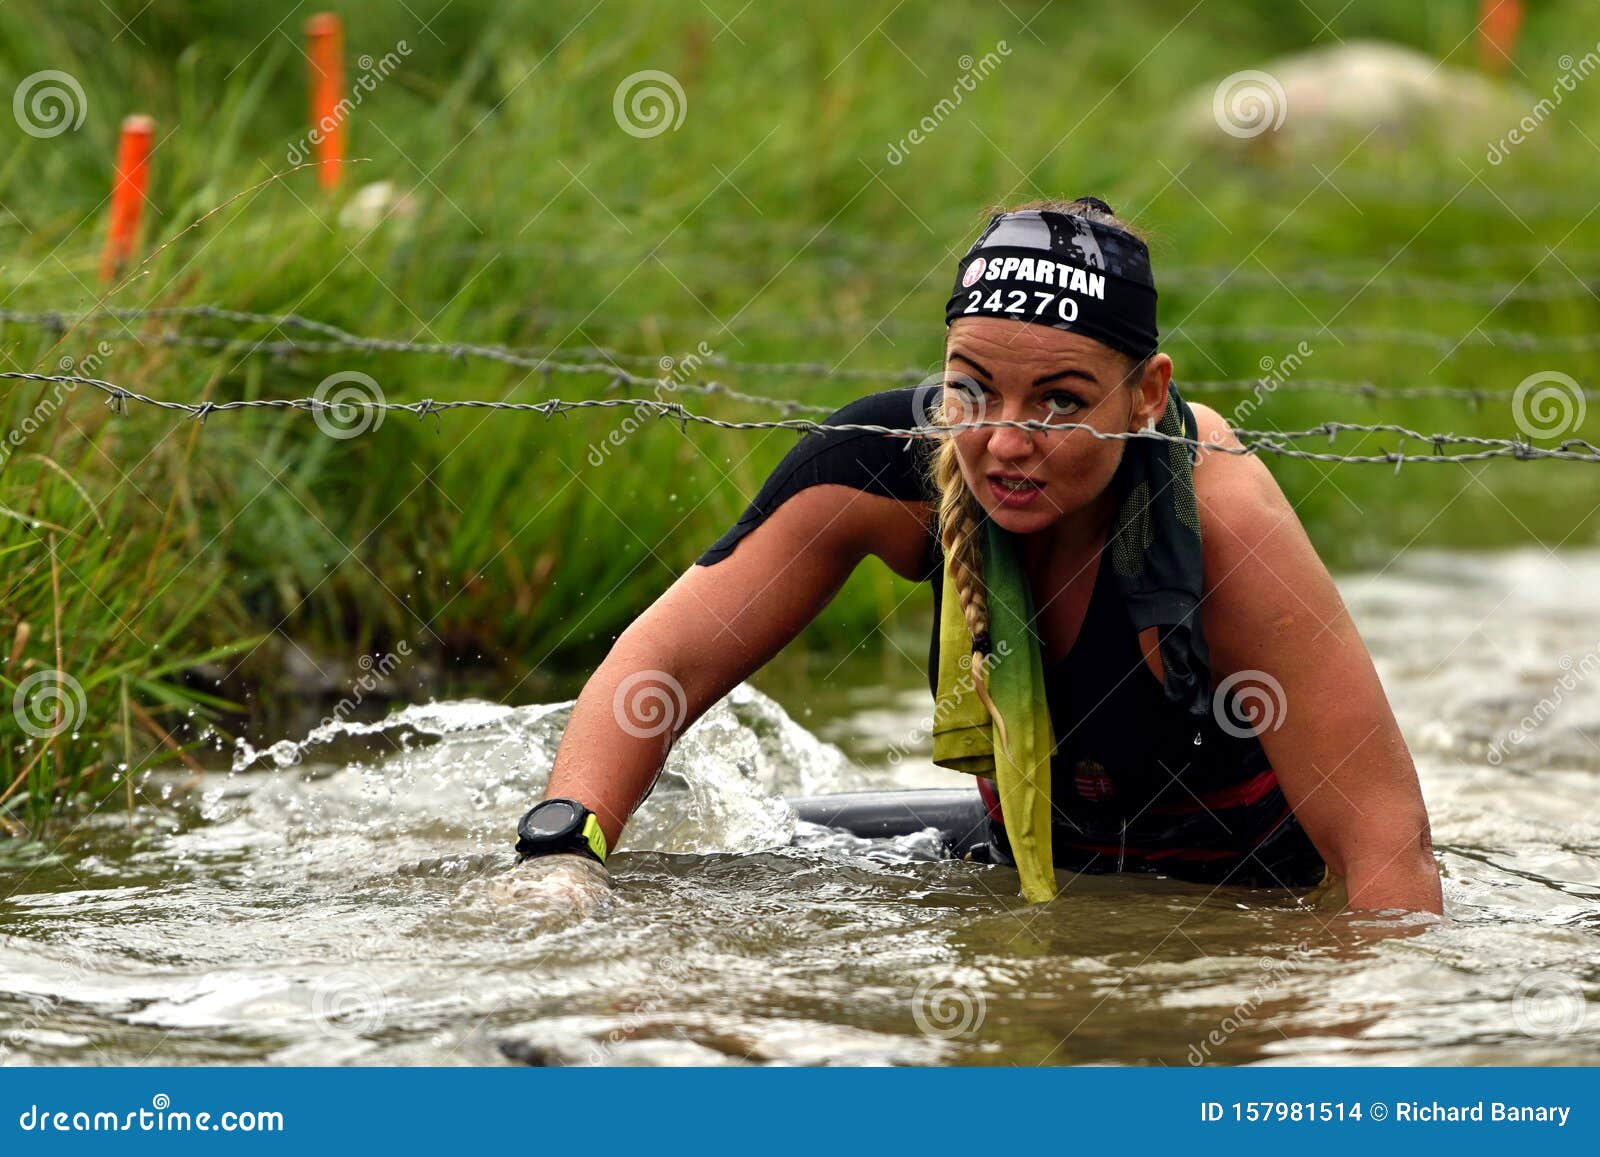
[{"left": 581, "top": 813, "right": 609, "bottom": 863}]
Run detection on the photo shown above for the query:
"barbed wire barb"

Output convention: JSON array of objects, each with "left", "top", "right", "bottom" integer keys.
[
  {"left": 4, "top": 369, "right": 1600, "bottom": 467},
  {"left": 3, "top": 306, "right": 1598, "bottom": 407}
]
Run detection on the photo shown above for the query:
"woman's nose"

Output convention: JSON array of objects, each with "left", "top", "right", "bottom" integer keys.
[{"left": 986, "top": 399, "right": 1036, "bottom": 463}]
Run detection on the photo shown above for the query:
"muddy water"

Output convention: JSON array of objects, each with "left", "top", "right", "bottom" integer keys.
[{"left": 1, "top": 548, "right": 1596, "bottom": 1066}]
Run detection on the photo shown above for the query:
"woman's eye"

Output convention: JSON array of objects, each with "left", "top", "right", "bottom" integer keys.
[{"left": 1043, "top": 392, "right": 1083, "bottom": 416}]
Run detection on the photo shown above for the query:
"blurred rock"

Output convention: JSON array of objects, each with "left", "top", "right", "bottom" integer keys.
[
  {"left": 1183, "top": 39, "right": 1527, "bottom": 157},
  {"left": 338, "top": 180, "right": 422, "bottom": 231}
]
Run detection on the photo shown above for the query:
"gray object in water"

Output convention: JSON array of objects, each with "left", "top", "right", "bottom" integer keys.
[{"left": 785, "top": 789, "right": 994, "bottom": 859}]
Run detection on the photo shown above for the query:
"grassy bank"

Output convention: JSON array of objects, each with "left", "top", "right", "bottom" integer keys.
[
  {"left": 3, "top": 0, "right": 1599, "bottom": 827},
  {"left": 0, "top": 379, "right": 252, "bottom": 834}
]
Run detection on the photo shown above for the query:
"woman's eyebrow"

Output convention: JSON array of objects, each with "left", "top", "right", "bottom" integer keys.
[
  {"left": 947, "top": 350, "right": 1098, "bottom": 388},
  {"left": 947, "top": 351, "right": 991, "bottom": 380},
  {"left": 1032, "top": 367, "right": 1099, "bottom": 387}
]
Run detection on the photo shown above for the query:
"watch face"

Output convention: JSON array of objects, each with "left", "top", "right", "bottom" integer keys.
[{"left": 523, "top": 799, "right": 580, "bottom": 838}]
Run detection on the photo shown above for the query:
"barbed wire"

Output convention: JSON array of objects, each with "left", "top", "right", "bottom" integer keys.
[
  {"left": 429, "top": 243, "right": 1600, "bottom": 303},
  {"left": 0, "top": 309, "right": 841, "bottom": 415},
  {"left": 1163, "top": 267, "right": 1597, "bottom": 303},
  {"left": 444, "top": 219, "right": 1600, "bottom": 268},
  {"left": 1174, "top": 323, "right": 1600, "bottom": 354},
  {"left": 12, "top": 302, "right": 1600, "bottom": 360},
  {"left": 4, "top": 369, "right": 1598, "bottom": 467},
  {"left": 2, "top": 306, "right": 900, "bottom": 388},
  {"left": 4, "top": 306, "right": 1596, "bottom": 405},
  {"left": 369, "top": 304, "right": 1600, "bottom": 350},
  {"left": 1252, "top": 172, "right": 1600, "bottom": 216}
]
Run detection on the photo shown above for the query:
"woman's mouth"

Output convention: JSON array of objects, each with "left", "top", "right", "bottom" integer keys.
[{"left": 986, "top": 473, "right": 1045, "bottom": 508}]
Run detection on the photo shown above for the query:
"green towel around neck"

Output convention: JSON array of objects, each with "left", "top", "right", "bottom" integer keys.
[
  {"left": 929, "top": 383, "right": 1210, "bottom": 905},
  {"left": 931, "top": 518, "right": 1057, "bottom": 903}
]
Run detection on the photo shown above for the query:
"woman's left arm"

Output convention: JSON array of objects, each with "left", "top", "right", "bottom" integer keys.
[{"left": 1186, "top": 405, "right": 1443, "bottom": 914}]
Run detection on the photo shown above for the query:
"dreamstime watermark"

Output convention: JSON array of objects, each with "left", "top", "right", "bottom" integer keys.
[
  {"left": 13, "top": 70, "right": 87, "bottom": 138},
  {"left": 309, "top": 968, "right": 390, "bottom": 1035},
  {"left": 1486, "top": 643, "right": 1600, "bottom": 766},
  {"left": 1486, "top": 42, "right": 1600, "bottom": 165},
  {"left": 11, "top": 668, "right": 87, "bottom": 740},
  {"left": 612, "top": 668, "right": 689, "bottom": 742},
  {"left": 1511, "top": 969, "right": 1588, "bottom": 1038},
  {"left": 16, "top": 1094, "right": 283, "bottom": 1133},
  {"left": 1213, "top": 69, "right": 1287, "bottom": 139},
  {"left": 586, "top": 340, "right": 715, "bottom": 465},
  {"left": 1511, "top": 370, "right": 1586, "bottom": 440},
  {"left": 1212, "top": 669, "right": 1287, "bottom": 740},
  {"left": 910, "top": 369, "right": 985, "bottom": 432},
  {"left": 0, "top": 945, "right": 96, "bottom": 1062},
  {"left": 885, "top": 42, "right": 1011, "bottom": 165},
  {"left": 3, "top": 380, "right": 78, "bottom": 467},
  {"left": 275, "top": 643, "right": 412, "bottom": 768},
  {"left": 613, "top": 70, "right": 686, "bottom": 138},
  {"left": 59, "top": 340, "right": 115, "bottom": 379},
  {"left": 885, "top": 638, "right": 1014, "bottom": 767},
  {"left": 578, "top": 955, "right": 698, "bottom": 1063},
  {"left": 285, "top": 41, "right": 411, "bottom": 165},
  {"left": 1187, "top": 940, "right": 1314, "bottom": 1064},
  {"left": 1, "top": 343, "right": 113, "bottom": 465},
  {"left": 910, "top": 976, "right": 986, "bottom": 1039},
  {"left": 1, "top": 993, "right": 64, "bottom": 1062},
  {"left": 324, "top": 644, "right": 411, "bottom": 729},
  {"left": 312, "top": 370, "right": 385, "bottom": 438},
  {"left": 1210, "top": 341, "right": 1314, "bottom": 436}
]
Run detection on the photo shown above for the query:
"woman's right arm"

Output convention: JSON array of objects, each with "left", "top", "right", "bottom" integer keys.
[{"left": 541, "top": 483, "right": 932, "bottom": 853}]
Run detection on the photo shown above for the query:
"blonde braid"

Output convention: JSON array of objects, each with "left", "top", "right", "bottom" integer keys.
[{"left": 928, "top": 396, "right": 1013, "bottom": 760}]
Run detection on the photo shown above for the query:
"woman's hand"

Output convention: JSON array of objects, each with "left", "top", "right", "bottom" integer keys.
[{"left": 492, "top": 854, "right": 616, "bottom": 919}]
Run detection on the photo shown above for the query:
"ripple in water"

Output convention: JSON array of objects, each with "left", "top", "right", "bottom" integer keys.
[{"left": 2, "top": 550, "right": 1598, "bottom": 1066}]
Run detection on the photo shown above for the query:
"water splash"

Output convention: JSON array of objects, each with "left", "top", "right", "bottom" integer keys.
[
  {"left": 7, "top": 552, "right": 1600, "bottom": 1067},
  {"left": 219, "top": 682, "right": 859, "bottom": 860}
]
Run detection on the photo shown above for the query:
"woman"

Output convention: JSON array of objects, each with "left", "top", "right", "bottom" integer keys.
[{"left": 510, "top": 197, "right": 1442, "bottom": 915}]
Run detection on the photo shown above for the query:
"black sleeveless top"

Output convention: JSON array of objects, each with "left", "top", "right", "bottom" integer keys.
[{"left": 697, "top": 387, "right": 1324, "bottom": 889}]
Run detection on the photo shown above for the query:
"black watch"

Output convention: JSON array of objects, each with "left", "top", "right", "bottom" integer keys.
[{"left": 515, "top": 798, "right": 609, "bottom": 864}]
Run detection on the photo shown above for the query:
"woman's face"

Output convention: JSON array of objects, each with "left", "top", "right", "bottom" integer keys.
[{"left": 943, "top": 316, "right": 1169, "bottom": 538}]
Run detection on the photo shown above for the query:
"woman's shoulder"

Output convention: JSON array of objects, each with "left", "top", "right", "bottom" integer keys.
[
  {"left": 1188, "top": 400, "right": 1280, "bottom": 523},
  {"left": 695, "top": 387, "right": 937, "bottom": 569},
  {"left": 784, "top": 385, "right": 938, "bottom": 497},
  {"left": 1187, "top": 398, "right": 1324, "bottom": 629},
  {"left": 817, "top": 385, "right": 935, "bottom": 433}
]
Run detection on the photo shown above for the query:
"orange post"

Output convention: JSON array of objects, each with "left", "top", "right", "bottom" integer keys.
[
  {"left": 100, "top": 115, "right": 154, "bottom": 284},
  {"left": 1479, "top": 0, "right": 1526, "bottom": 74},
  {"left": 306, "top": 12, "right": 345, "bottom": 189}
]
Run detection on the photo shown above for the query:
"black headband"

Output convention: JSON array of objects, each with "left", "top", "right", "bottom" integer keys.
[{"left": 944, "top": 208, "right": 1159, "bottom": 361}]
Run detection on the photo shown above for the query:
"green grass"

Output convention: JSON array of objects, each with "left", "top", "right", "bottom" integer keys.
[
  {"left": 0, "top": 382, "right": 254, "bottom": 833},
  {"left": 2, "top": 0, "right": 1599, "bottom": 825}
]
